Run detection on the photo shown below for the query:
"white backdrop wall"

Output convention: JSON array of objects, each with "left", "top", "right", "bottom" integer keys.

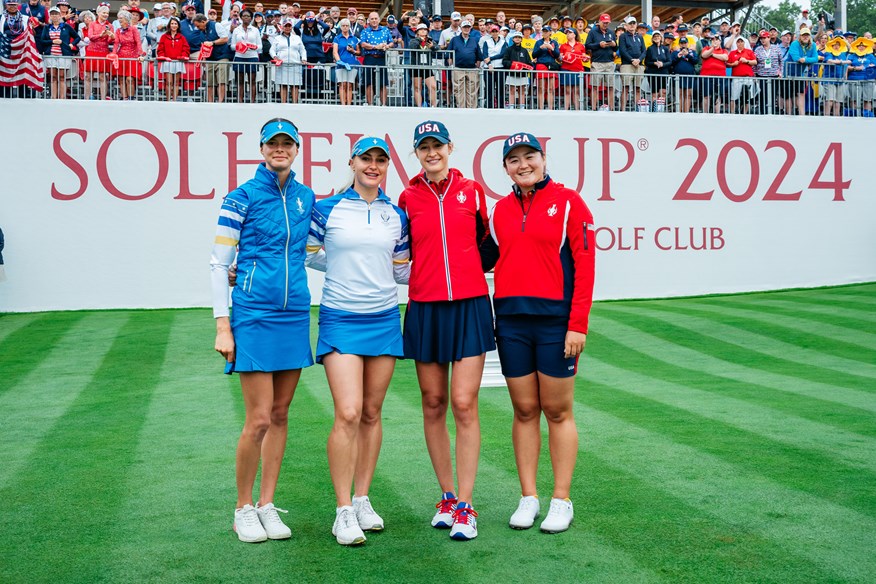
[{"left": 0, "top": 101, "right": 873, "bottom": 312}]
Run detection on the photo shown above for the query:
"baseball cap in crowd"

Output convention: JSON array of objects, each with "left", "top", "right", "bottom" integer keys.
[
  {"left": 844, "top": 31, "right": 856, "bottom": 37},
  {"left": 415, "top": 23, "right": 427, "bottom": 31},
  {"left": 461, "top": 20, "right": 472, "bottom": 28},
  {"left": 651, "top": 30, "right": 662, "bottom": 38},
  {"left": 678, "top": 36, "right": 688, "bottom": 43},
  {"left": 731, "top": 20, "right": 741, "bottom": 26},
  {"left": 541, "top": 26, "right": 551, "bottom": 34},
  {"left": 292, "top": 2, "right": 301, "bottom": 6},
  {"left": 801, "top": 8, "right": 809, "bottom": 13},
  {"left": 489, "top": 24, "right": 499, "bottom": 32},
  {"left": 351, "top": 136, "right": 390, "bottom": 158},
  {"left": 522, "top": 22, "right": 533, "bottom": 30},
  {"left": 430, "top": 15, "right": 442, "bottom": 22},
  {"left": 153, "top": 3, "right": 163, "bottom": 9},
  {"left": 503, "top": 132, "right": 543, "bottom": 161},
  {"left": 183, "top": 4, "right": 196, "bottom": 11},
  {"left": 781, "top": 30, "right": 791, "bottom": 36},
  {"left": 57, "top": 0, "right": 70, "bottom": 5},
  {"left": 387, "top": 15, "right": 396, "bottom": 24},
  {"left": 261, "top": 120, "right": 300, "bottom": 145},
  {"left": 549, "top": 15, "right": 559, "bottom": 23},
  {"left": 305, "top": 10, "right": 315, "bottom": 20},
  {"left": 664, "top": 33, "right": 675, "bottom": 40},
  {"left": 48, "top": 6, "right": 59, "bottom": 12},
  {"left": 637, "top": 22, "right": 648, "bottom": 30},
  {"left": 413, "top": 120, "right": 450, "bottom": 147},
  {"left": 450, "top": 11, "right": 461, "bottom": 21},
  {"left": 500, "top": 25, "right": 509, "bottom": 31},
  {"left": 769, "top": 26, "right": 778, "bottom": 32},
  {"left": 759, "top": 30, "right": 769, "bottom": 38},
  {"left": 800, "top": 27, "right": 811, "bottom": 35},
  {"left": 677, "top": 24, "right": 688, "bottom": 32},
  {"left": 281, "top": 17, "right": 293, "bottom": 26},
  {"left": 623, "top": 15, "right": 635, "bottom": 25},
  {"left": 599, "top": 13, "right": 610, "bottom": 23}
]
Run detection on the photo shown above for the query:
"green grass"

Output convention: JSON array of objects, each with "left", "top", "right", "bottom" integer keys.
[{"left": 1, "top": 284, "right": 874, "bottom": 583}]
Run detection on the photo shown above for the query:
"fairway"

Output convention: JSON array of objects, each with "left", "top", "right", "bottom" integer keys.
[{"left": 1, "top": 284, "right": 874, "bottom": 584}]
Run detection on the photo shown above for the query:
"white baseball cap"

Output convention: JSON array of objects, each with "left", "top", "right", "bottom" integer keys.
[{"left": 451, "top": 11, "right": 461, "bottom": 20}]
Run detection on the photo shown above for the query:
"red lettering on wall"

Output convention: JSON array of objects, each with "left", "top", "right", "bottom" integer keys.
[
  {"left": 716, "top": 140, "right": 758, "bottom": 202},
  {"left": 672, "top": 138, "right": 714, "bottom": 201},
  {"left": 472, "top": 135, "right": 508, "bottom": 200},
  {"left": 597, "top": 138, "right": 634, "bottom": 201},
  {"left": 762, "top": 140, "right": 802, "bottom": 201},
  {"left": 570, "top": 138, "right": 589, "bottom": 194},
  {"left": 809, "top": 142, "right": 850, "bottom": 202},
  {"left": 301, "top": 132, "right": 334, "bottom": 199},
  {"left": 51, "top": 128, "right": 89, "bottom": 201},
  {"left": 96, "top": 130, "right": 169, "bottom": 200},
  {"left": 174, "top": 131, "right": 215, "bottom": 200},
  {"left": 224, "top": 132, "right": 262, "bottom": 193}
]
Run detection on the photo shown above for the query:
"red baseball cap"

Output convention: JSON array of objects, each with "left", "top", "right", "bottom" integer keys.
[
  {"left": 599, "top": 13, "right": 611, "bottom": 23},
  {"left": 759, "top": 30, "right": 769, "bottom": 38}
]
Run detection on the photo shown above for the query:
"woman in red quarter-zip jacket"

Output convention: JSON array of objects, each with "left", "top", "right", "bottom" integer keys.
[
  {"left": 480, "top": 131, "right": 595, "bottom": 535},
  {"left": 397, "top": 120, "right": 495, "bottom": 541}
]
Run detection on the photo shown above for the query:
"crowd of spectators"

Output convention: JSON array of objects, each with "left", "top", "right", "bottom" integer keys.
[{"left": 2, "top": 0, "right": 874, "bottom": 115}]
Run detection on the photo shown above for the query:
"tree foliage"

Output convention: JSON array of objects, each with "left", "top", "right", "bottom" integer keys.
[{"left": 751, "top": 0, "right": 874, "bottom": 35}]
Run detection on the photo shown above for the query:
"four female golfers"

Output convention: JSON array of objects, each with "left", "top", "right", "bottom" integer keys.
[{"left": 212, "top": 120, "right": 594, "bottom": 544}]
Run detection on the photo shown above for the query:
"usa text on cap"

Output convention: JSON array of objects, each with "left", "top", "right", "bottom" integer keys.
[
  {"left": 414, "top": 120, "right": 450, "bottom": 147},
  {"left": 261, "top": 120, "right": 300, "bottom": 145},
  {"left": 502, "top": 132, "right": 543, "bottom": 160},
  {"left": 351, "top": 136, "right": 390, "bottom": 158}
]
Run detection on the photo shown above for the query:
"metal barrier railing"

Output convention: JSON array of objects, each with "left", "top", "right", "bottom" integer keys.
[{"left": 5, "top": 54, "right": 874, "bottom": 117}]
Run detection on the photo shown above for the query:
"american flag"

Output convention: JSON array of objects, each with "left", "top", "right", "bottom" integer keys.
[{"left": 0, "top": 23, "right": 45, "bottom": 91}]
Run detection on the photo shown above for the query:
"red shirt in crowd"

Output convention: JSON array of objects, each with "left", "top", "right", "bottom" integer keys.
[
  {"left": 700, "top": 47, "right": 728, "bottom": 76},
  {"left": 398, "top": 168, "right": 490, "bottom": 303},
  {"left": 728, "top": 48, "right": 756, "bottom": 76},
  {"left": 157, "top": 32, "right": 190, "bottom": 61},
  {"left": 559, "top": 41, "right": 586, "bottom": 72}
]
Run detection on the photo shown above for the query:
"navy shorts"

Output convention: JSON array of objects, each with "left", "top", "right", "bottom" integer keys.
[{"left": 495, "top": 314, "right": 578, "bottom": 378}]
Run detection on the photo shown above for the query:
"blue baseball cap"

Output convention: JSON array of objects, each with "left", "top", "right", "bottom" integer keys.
[
  {"left": 351, "top": 136, "right": 390, "bottom": 158},
  {"left": 260, "top": 120, "right": 300, "bottom": 145},
  {"left": 502, "top": 132, "right": 543, "bottom": 160},
  {"left": 413, "top": 120, "right": 450, "bottom": 147}
]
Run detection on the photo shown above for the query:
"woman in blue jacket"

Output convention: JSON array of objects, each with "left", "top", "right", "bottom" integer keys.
[
  {"left": 40, "top": 7, "right": 80, "bottom": 99},
  {"left": 786, "top": 28, "right": 819, "bottom": 114},
  {"left": 294, "top": 12, "right": 330, "bottom": 99},
  {"left": 532, "top": 26, "right": 560, "bottom": 109},
  {"left": 210, "top": 118, "right": 316, "bottom": 544}
]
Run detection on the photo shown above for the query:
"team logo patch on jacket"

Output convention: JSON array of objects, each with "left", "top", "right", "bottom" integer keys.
[
  {"left": 547, "top": 203, "right": 558, "bottom": 217},
  {"left": 380, "top": 210, "right": 391, "bottom": 224},
  {"left": 456, "top": 191, "right": 467, "bottom": 204},
  {"left": 296, "top": 197, "right": 305, "bottom": 214}
]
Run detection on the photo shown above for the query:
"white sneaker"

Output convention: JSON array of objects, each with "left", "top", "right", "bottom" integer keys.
[
  {"left": 509, "top": 495, "right": 540, "bottom": 530},
  {"left": 431, "top": 493, "right": 457, "bottom": 528},
  {"left": 233, "top": 504, "right": 268, "bottom": 543},
  {"left": 333, "top": 506, "right": 366, "bottom": 545},
  {"left": 352, "top": 495, "right": 384, "bottom": 531},
  {"left": 256, "top": 502, "right": 292, "bottom": 540},
  {"left": 540, "top": 498, "right": 574, "bottom": 533},
  {"left": 449, "top": 503, "right": 478, "bottom": 540}
]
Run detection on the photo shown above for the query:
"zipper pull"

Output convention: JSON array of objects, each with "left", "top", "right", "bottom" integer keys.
[{"left": 521, "top": 215, "right": 526, "bottom": 232}]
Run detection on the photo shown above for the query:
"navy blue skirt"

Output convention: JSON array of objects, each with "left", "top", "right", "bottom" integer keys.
[
  {"left": 229, "top": 305, "right": 314, "bottom": 373},
  {"left": 316, "top": 305, "right": 404, "bottom": 363},
  {"left": 403, "top": 295, "right": 496, "bottom": 363}
]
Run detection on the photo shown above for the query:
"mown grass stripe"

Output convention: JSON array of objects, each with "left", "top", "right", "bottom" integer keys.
[
  {"left": 478, "top": 389, "right": 853, "bottom": 584},
  {"left": 780, "top": 292, "right": 876, "bottom": 307},
  {"left": 556, "top": 389, "right": 876, "bottom": 583},
  {"left": 0, "top": 311, "right": 173, "bottom": 583},
  {"left": 673, "top": 299, "right": 876, "bottom": 363},
  {"left": 0, "top": 311, "right": 85, "bottom": 397},
  {"left": 579, "top": 335, "right": 876, "bottom": 516},
  {"left": 0, "top": 312, "right": 128, "bottom": 488},
  {"left": 590, "top": 312, "right": 876, "bottom": 414},
  {"left": 740, "top": 297, "right": 876, "bottom": 323},
  {"left": 582, "top": 347, "right": 876, "bottom": 476},
  {"left": 102, "top": 310, "right": 248, "bottom": 583},
  {"left": 636, "top": 301, "right": 876, "bottom": 381},
  {"left": 694, "top": 296, "right": 876, "bottom": 339},
  {"left": 0, "top": 312, "right": 37, "bottom": 344}
]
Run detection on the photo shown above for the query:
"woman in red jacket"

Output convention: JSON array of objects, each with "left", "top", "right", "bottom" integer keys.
[
  {"left": 112, "top": 11, "right": 145, "bottom": 101},
  {"left": 398, "top": 120, "right": 494, "bottom": 541},
  {"left": 157, "top": 17, "right": 190, "bottom": 101},
  {"left": 558, "top": 28, "right": 586, "bottom": 110},
  {"left": 481, "top": 132, "right": 595, "bottom": 535}
]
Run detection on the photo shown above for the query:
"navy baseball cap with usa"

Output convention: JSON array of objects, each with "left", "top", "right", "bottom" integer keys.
[
  {"left": 502, "top": 132, "right": 543, "bottom": 161},
  {"left": 413, "top": 120, "right": 451, "bottom": 147}
]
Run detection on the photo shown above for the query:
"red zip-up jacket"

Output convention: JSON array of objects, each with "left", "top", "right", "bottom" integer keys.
[
  {"left": 157, "top": 32, "right": 191, "bottom": 61},
  {"left": 398, "top": 168, "right": 490, "bottom": 302},
  {"left": 482, "top": 177, "right": 595, "bottom": 333}
]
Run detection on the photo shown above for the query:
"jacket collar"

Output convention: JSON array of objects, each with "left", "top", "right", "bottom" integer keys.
[
  {"left": 513, "top": 174, "right": 551, "bottom": 198},
  {"left": 409, "top": 167, "right": 462, "bottom": 189},
  {"left": 254, "top": 162, "right": 298, "bottom": 192},
  {"left": 339, "top": 185, "right": 390, "bottom": 203}
]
